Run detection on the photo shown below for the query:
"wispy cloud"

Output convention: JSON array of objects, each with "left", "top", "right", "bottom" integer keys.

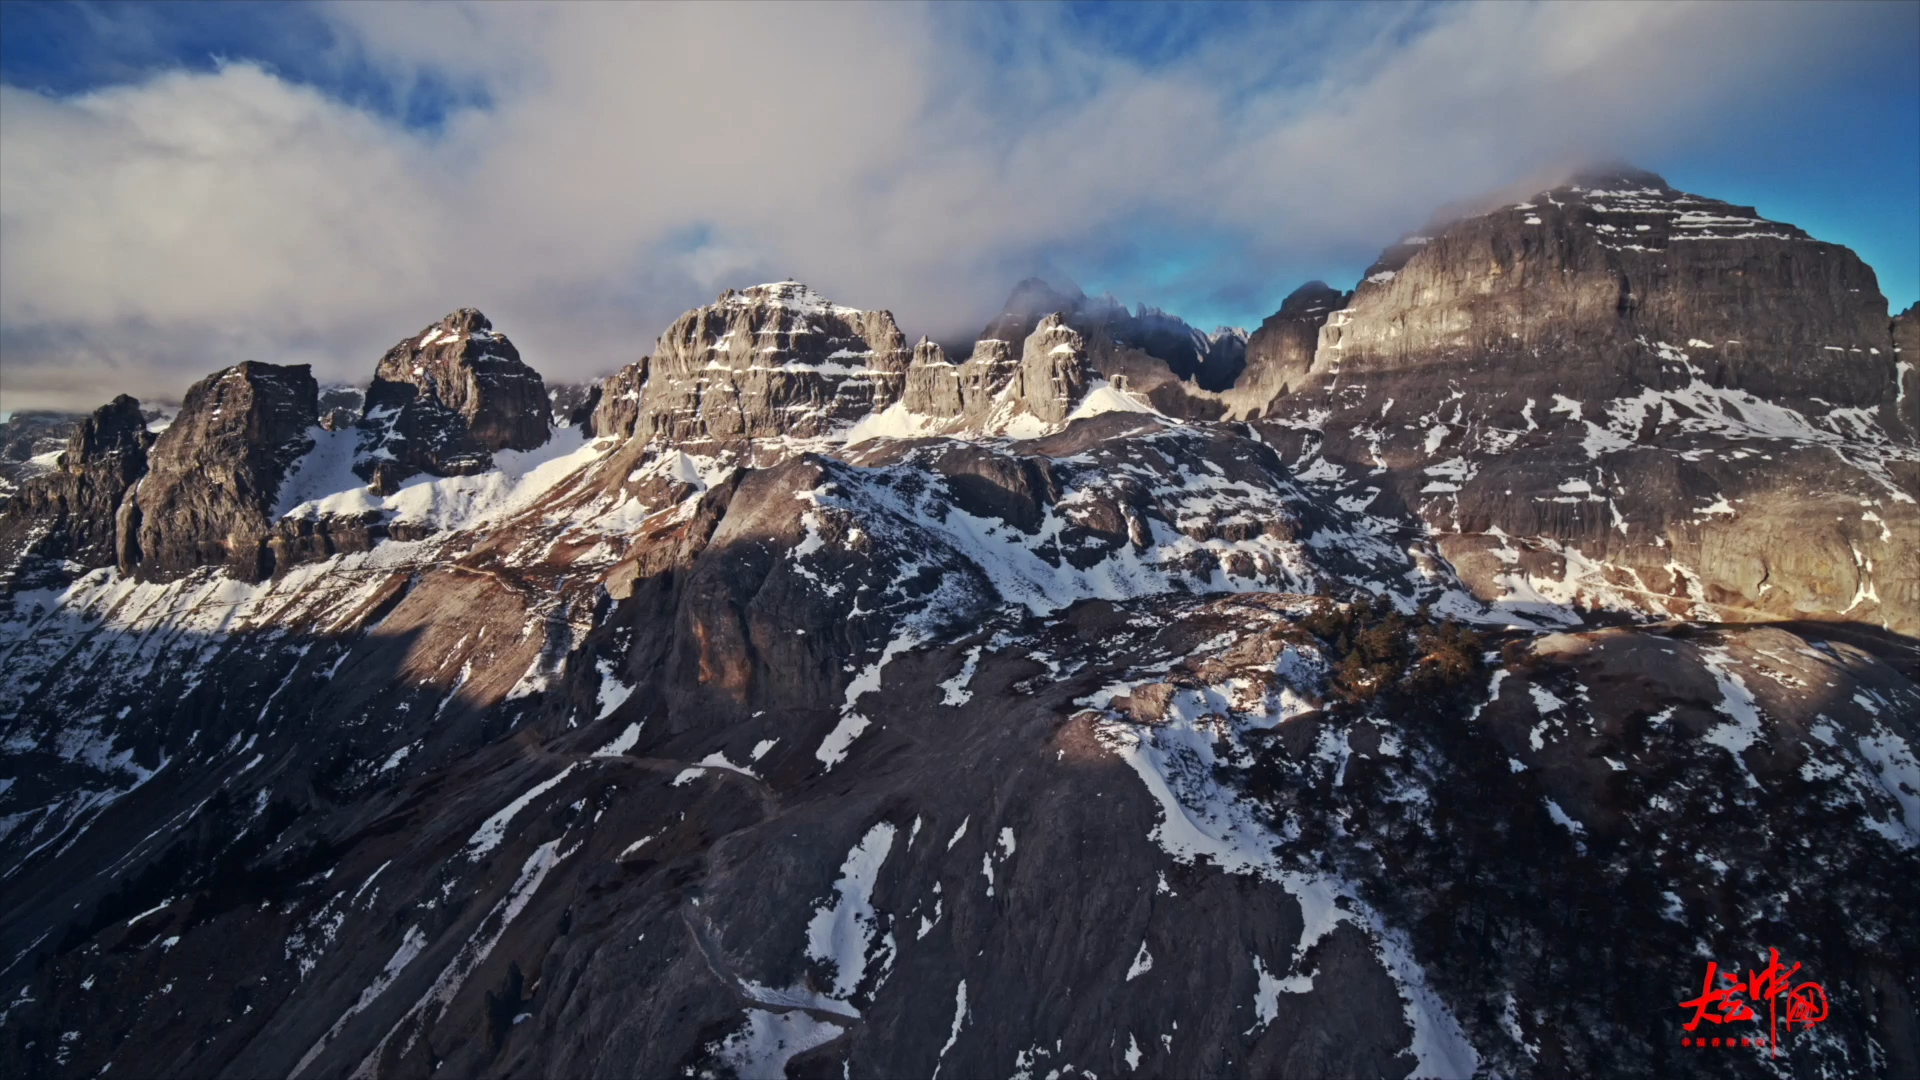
[{"left": 1, "top": 0, "right": 1912, "bottom": 409}]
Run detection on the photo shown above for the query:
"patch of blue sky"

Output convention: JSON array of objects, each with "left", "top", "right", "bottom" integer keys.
[{"left": 0, "top": 0, "right": 489, "bottom": 132}]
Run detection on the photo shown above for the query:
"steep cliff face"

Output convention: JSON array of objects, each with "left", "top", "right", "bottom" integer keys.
[
  {"left": 0, "top": 397, "right": 152, "bottom": 588},
  {"left": 357, "top": 309, "right": 551, "bottom": 493},
  {"left": 1316, "top": 168, "right": 1896, "bottom": 406},
  {"left": 1255, "top": 168, "right": 1920, "bottom": 634},
  {"left": 633, "top": 282, "right": 909, "bottom": 454},
  {"left": 588, "top": 359, "right": 648, "bottom": 440},
  {"left": 1225, "top": 280, "right": 1347, "bottom": 419},
  {"left": 1895, "top": 302, "right": 1919, "bottom": 433},
  {"left": 118, "top": 362, "right": 319, "bottom": 582}
]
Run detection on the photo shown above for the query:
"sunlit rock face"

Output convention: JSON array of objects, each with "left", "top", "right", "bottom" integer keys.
[
  {"left": 1255, "top": 167, "right": 1920, "bottom": 635},
  {"left": 0, "top": 169, "right": 1916, "bottom": 1080},
  {"left": 631, "top": 281, "right": 911, "bottom": 453}
]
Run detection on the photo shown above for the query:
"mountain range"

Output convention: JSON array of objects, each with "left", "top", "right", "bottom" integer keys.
[{"left": 1, "top": 167, "right": 1915, "bottom": 1079}]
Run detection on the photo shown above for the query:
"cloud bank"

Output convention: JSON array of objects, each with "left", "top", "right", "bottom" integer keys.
[{"left": 2, "top": 0, "right": 1914, "bottom": 409}]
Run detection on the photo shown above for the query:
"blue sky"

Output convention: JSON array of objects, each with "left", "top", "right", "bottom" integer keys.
[{"left": 2, "top": 1, "right": 1916, "bottom": 406}]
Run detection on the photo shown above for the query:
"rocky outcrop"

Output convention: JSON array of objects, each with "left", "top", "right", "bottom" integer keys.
[
  {"left": 1015, "top": 313, "right": 1093, "bottom": 424},
  {"left": 357, "top": 309, "right": 550, "bottom": 493},
  {"left": 891, "top": 314, "right": 1104, "bottom": 435},
  {"left": 1223, "top": 280, "right": 1346, "bottom": 419},
  {"left": 1314, "top": 166, "right": 1896, "bottom": 403},
  {"left": 588, "top": 359, "right": 648, "bottom": 440},
  {"left": 118, "top": 362, "right": 318, "bottom": 582},
  {"left": 632, "top": 282, "right": 908, "bottom": 452},
  {"left": 0, "top": 396, "right": 152, "bottom": 588}
]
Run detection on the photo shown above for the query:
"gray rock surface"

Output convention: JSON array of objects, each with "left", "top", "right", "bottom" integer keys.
[{"left": 0, "top": 410, "right": 86, "bottom": 507}]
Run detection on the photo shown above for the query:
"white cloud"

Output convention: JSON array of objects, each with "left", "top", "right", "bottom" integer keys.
[{"left": 0, "top": 0, "right": 1907, "bottom": 409}]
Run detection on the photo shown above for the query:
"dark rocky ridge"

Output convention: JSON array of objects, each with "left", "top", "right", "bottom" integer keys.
[{"left": 356, "top": 309, "right": 551, "bottom": 494}]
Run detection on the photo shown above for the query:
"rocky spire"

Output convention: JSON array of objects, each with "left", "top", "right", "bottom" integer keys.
[{"left": 356, "top": 309, "right": 551, "bottom": 493}]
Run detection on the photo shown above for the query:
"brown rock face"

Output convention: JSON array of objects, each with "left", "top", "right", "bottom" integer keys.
[
  {"left": 118, "top": 362, "right": 318, "bottom": 582},
  {"left": 632, "top": 282, "right": 908, "bottom": 452},
  {"left": 965, "top": 278, "right": 1252, "bottom": 419},
  {"left": 0, "top": 396, "right": 152, "bottom": 589},
  {"left": 357, "top": 309, "right": 550, "bottom": 492},
  {"left": 894, "top": 314, "right": 1100, "bottom": 434}
]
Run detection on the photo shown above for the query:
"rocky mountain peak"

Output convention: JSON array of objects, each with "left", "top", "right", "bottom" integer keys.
[
  {"left": 633, "top": 282, "right": 909, "bottom": 453},
  {"left": 119, "top": 361, "right": 319, "bottom": 581},
  {"left": 357, "top": 309, "right": 552, "bottom": 493},
  {"left": 2, "top": 167, "right": 1918, "bottom": 1080},
  {"left": 59, "top": 395, "right": 150, "bottom": 470}
]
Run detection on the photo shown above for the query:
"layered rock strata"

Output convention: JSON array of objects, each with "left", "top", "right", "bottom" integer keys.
[{"left": 631, "top": 282, "right": 909, "bottom": 453}]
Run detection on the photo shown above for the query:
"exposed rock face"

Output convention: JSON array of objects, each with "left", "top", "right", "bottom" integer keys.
[
  {"left": 633, "top": 282, "right": 908, "bottom": 453},
  {"left": 1016, "top": 314, "right": 1093, "bottom": 424},
  {"left": 1225, "top": 280, "right": 1347, "bottom": 418},
  {"left": 357, "top": 309, "right": 550, "bottom": 493},
  {"left": 3, "top": 390, "right": 1915, "bottom": 1079},
  {"left": 1315, "top": 168, "right": 1896, "bottom": 403},
  {"left": 0, "top": 396, "right": 151, "bottom": 588},
  {"left": 118, "top": 362, "right": 318, "bottom": 582},
  {"left": 546, "top": 381, "right": 600, "bottom": 429},
  {"left": 1255, "top": 167, "right": 1920, "bottom": 634}
]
